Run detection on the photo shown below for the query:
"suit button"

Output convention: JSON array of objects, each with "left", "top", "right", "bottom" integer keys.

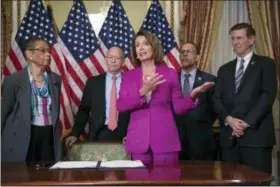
[
  {"left": 14, "top": 132, "right": 16, "bottom": 136},
  {"left": 9, "top": 148, "right": 13, "bottom": 152}
]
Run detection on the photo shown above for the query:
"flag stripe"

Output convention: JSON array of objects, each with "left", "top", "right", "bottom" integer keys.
[
  {"left": 8, "top": 50, "right": 23, "bottom": 72},
  {"left": 125, "top": 58, "right": 136, "bottom": 69},
  {"left": 65, "top": 58, "right": 86, "bottom": 92},
  {"left": 95, "top": 50, "right": 108, "bottom": 71},
  {"left": 121, "top": 64, "right": 129, "bottom": 72},
  {"left": 166, "top": 51, "right": 181, "bottom": 71},
  {"left": 3, "top": 56, "right": 17, "bottom": 76},
  {"left": 50, "top": 47, "right": 73, "bottom": 131},
  {"left": 89, "top": 55, "right": 106, "bottom": 74},
  {"left": 59, "top": 90, "right": 72, "bottom": 131},
  {"left": 79, "top": 60, "right": 93, "bottom": 79},
  {"left": 51, "top": 47, "right": 73, "bottom": 101},
  {"left": 2, "top": 64, "right": 10, "bottom": 77},
  {"left": 83, "top": 58, "right": 99, "bottom": 76},
  {"left": 70, "top": 92, "right": 81, "bottom": 111}
]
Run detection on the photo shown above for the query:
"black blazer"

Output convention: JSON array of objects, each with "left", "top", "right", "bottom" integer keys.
[
  {"left": 213, "top": 53, "right": 277, "bottom": 147},
  {"left": 69, "top": 74, "right": 130, "bottom": 141},
  {"left": 175, "top": 70, "right": 217, "bottom": 143}
]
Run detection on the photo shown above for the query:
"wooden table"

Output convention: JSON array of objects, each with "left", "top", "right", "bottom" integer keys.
[{"left": 1, "top": 161, "right": 273, "bottom": 185}]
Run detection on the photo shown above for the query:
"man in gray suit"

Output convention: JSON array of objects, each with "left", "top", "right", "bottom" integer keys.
[{"left": 1, "top": 37, "right": 62, "bottom": 162}]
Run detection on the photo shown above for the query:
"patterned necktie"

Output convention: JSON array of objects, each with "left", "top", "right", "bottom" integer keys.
[
  {"left": 108, "top": 75, "right": 117, "bottom": 131},
  {"left": 183, "top": 73, "right": 191, "bottom": 96},
  {"left": 235, "top": 58, "right": 245, "bottom": 92}
]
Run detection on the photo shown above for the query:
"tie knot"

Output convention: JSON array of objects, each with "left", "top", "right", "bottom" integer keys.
[
  {"left": 184, "top": 73, "right": 190, "bottom": 79},
  {"left": 241, "top": 58, "right": 245, "bottom": 63},
  {"left": 112, "top": 75, "right": 116, "bottom": 80}
]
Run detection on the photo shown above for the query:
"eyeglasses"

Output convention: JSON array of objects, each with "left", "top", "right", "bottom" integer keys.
[
  {"left": 30, "top": 48, "right": 51, "bottom": 53},
  {"left": 180, "top": 50, "right": 196, "bottom": 55},
  {"left": 106, "top": 56, "right": 123, "bottom": 62}
]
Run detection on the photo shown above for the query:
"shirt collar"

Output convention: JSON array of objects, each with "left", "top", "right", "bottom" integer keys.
[
  {"left": 181, "top": 68, "right": 197, "bottom": 79},
  {"left": 107, "top": 72, "right": 122, "bottom": 79},
  {"left": 237, "top": 50, "right": 253, "bottom": 62}
]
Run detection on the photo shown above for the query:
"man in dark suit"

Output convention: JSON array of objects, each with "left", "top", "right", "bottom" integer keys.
[
  {"left": 65, "top": 47, "right": 130, "bottom": 147},
  {"left": 213, "top": 23, "right": 277, "bottom": 174},
  {"left": 176, "top": 42, "right": 217, "bottom": 160}
]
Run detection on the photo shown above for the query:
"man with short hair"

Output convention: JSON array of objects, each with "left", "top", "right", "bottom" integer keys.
[
  {"left": 213, "top": 23, "right": 277, "bottom": 174},
  {"left": 65, "top": 47, "right": 130, "bottom": 147},
  {"left": 176, "top": 42, "right": 217, "bottom": 161}
]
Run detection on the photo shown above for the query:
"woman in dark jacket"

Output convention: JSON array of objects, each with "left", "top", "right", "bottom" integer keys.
[{"left": 1, "top": 37, "right": 62, "bottom": 162}]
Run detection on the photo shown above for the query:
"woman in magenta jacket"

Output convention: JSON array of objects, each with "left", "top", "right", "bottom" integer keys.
[{"left": 117, "top": 31, "right": 214, "bottom": 165}]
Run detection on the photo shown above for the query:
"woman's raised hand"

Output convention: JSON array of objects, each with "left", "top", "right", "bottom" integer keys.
[
  {"left": 139, "top": 73, "right": 166, "bottom": 96},
  {"left": 190, "top": 82, "right": 215, "bottom": 99}
]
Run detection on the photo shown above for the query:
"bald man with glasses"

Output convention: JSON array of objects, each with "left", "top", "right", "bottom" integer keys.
[{"left": 65, "top": 47, "right": 130, "bottom": 147}]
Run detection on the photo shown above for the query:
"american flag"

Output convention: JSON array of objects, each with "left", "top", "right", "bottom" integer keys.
[
  {"left": 2, "top": 0, "right": 57, "bottom": 76},
  {"left": 98, "top": 0, "right": 136, "bottom": 71},
  {"left": 2, "top": 0, "right": 74, "bottom": 138},
  {"left": 140, "top": 0, "right": 181, "bottom": 71},
  {"left": 59, "top": 0, "right": 106, "bottom": 137}
]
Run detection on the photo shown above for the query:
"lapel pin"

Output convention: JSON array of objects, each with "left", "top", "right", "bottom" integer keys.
[
  {"left": 251, "top": 61, "right": 255, "bottom": 66},
  {"left": 198, "top": 77, "right": 202, "bottom": 81}
]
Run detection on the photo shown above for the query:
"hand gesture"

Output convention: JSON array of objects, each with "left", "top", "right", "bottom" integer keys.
[
  {"left": 139, "top": 73, "right": 166, "bottom": 96},
  {"left": 191, "top": 82, "right": 215, "bottom": 98}
]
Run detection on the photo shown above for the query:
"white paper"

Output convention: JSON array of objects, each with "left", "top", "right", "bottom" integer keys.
[
  {"left": 49, "top": 161, "right": 98, "bottom": 169},
  {"left": 100, "top": 160, "right": 144, "bottom": 168}
]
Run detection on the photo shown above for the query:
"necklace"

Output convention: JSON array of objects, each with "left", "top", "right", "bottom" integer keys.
[
  {"left": 33, "top": 79, "right": 44, "bottom": 82},
  {"left": 30, "top": 71, "right": 44, "bottom": 83}
]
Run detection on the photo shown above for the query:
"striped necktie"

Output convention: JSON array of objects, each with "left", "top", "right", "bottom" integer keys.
[
  {"left": 235, "top": 58, "right": 245, "bottom": 92},
  {"left": 183, "top": 73, "right": 191, "bottom": 96}
]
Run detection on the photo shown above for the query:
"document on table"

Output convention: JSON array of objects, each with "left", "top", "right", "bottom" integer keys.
[
  {"left": 49, "top": 161, "right": 98, "bottom": 169},
  {"left": 100, "top": 160, "right": 144, "bottom": 168}
]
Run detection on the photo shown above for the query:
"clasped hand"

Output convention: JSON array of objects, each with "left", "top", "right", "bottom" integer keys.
[{"left": 226, "top": 116, "right": 249, "bottom": 138}]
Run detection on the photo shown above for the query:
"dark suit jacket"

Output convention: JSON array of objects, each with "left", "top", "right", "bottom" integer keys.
[
  {"left": 69, "top": 73, "right": 130, "bottom": 141},
  {"left": 1, "top": 68, "right": 62, "bottom": 162},
  {"left": 175, "top": 70, "right": 217, "bottom": 149},
  {"left": 213, "top": 53, "right": 277, "bottom": 147}
]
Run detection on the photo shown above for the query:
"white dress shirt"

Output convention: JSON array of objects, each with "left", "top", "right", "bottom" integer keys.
[
  {"left": 235, "top": 50, "right": 253, "bottom": 76},
  {"left": 180, "top": 68, "right": 197, "bottom": 92}
]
